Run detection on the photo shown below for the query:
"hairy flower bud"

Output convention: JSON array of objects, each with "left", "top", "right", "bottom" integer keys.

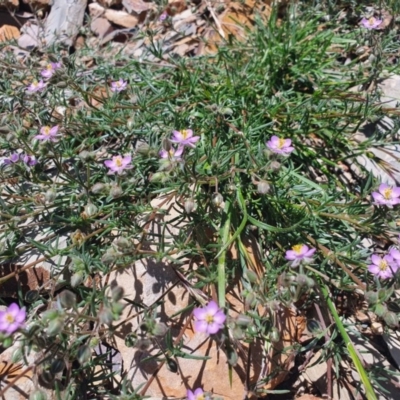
[
  {"left": 45, "top": 188, "right": 57, "bottom": 204},
  {"left": 257, "top": 181, "right": 270, "bottom": 194},
  {"left": 244, "top": 270, "right": 258, "bottom": 283},
  {"left": 46, "top": 318, "right": 64, "bottom": 336},
  {"left": 114, "top": 237, "right": 130, "bottom": 250},
  {"left": 152, "top": 322, "right": 168, "bottom": 337},
  {"left": 270, "top": 327, "right": 280, "bottom": 343},
  {"left": 91, "top": 182, "right": 107, "bottom": 195},
  {"left": 383, "top": 311, "right": 399, "bottom": 328},
  {"left": 29, "top": 390, "right": 47, "bottom": 400},
  {"left": 365, "top": 291, "right": 378, "bottom": 305},
  {"left": 58, "top": 290, "right": 76, "bottom": 309},
  {"left": 111, "top": 285, "right": 124, "bottom": 302},
  {"left": 184, "top": 198, "right": 196, "bottom": 214},
  {"left": 77, "top": 345, "right": 92, "bottom": 365},
  {"left": 84, "top": 203, "right": 98, "bottom": 217},
  {"left": 71, "top": 271, "right": 84, "bottom": 288},
  {"left": 99, "top": 308, "right": 114, "bottom": 325},
  {"left": 78, "top": 150, "right": 94, "bottom": 162},
  {"left": 374, "top": 303, "right": 387, "bottom": 318},
  {"left": 212, "top": 192, "right": 224, "bottom": 208},
  {"left": 236, "top": 314, "right": 252, "bottom": 327},
  {"left": 110, "top": 184, "right": 123, "bottom": 198}
]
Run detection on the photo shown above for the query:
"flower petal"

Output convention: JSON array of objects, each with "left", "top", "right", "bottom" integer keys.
[{"left": 194, "top": 320, "right": 208, "bottom": 333}]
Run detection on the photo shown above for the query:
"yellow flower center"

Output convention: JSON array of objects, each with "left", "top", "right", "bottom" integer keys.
[
  {"left": 116, "top": 81, "right": 122, "bottom": 87},
  {"left": 42, "top": 127, "right": 50, "bottom": 135},
  {"left": 182, "top": 130, "right": 189, "bottom": 139},
  {"left": 383, "top": 188, "right": 392, "bottom": 200},
  {"left": 368, "top": 17, "right": 376, "bottom": 25},
  {"left": 196, "top": 395, "right": 205, "bottom": 400},
  {"left": 114, "top": 157, "right": 123, "bottom": 167},
  {"left": 5, "top": 314, "right": 14, "bottom": 324},
  {"left": 278, "top": 138, "right": 286, "bottom": 148},
  {"left": 46, "top": 64, "right": 53, "bottom": 70},
  {"left": 379, "top": 260, "right": 388, "bottom": 271},
  {"left": 292, "top": 244, "right": 303, "bottom": 254},
  {"left": 205, "top": 314, "right": 214, "bottom": 324}
]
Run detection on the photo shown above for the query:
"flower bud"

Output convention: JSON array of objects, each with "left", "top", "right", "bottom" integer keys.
[
  {"left": 77, "top": 345, "right": 92, "bottom": 365},
  {"left": 270, "top": 161, "right": 281, "bottom": 171},
  {"left": 227, "top": 349, "right": 239, "bottom": 366},
  {"left": 78, "top": 150, "right": 94, "bottom": 162},
  {"left": 244, "top": 292, "right": 257, "bottom": 308},
  {"left": 50, "top": 358, "right": 65, "bottom": 374},
  {"left": 257, "top": 181, "right": 270, "bottom": 194},
  {"left": 101, "top": 247, "right": 121, "bottom": 264},
  {"left": 71, "top": 271, "right": 84, "bottom": 287},
  {"left": 269, "top": 327, "right": 280, "bottom": 343},
  {"left": 365, "top": 291, "right": 378, "bottom": 305},
  {"left": 91, "top": 182, "right": 107, "bottom": 194},
  {"left": 58, "top": 290, "right": 76, "bottom": 309},
  {"left": 232, "top": 326, "right": 244, "bottom": 340},
  {"left": 110, "top": 184, "right": 123, "bottom": 198},
  {"left": 45, "top": 188, "right": 57, "bottom": 204},
  {"left": 11, "top": 347, "right": 23, "bottom": 363},
  {"left": 42, "top": 309, "right": 59, "bottom": 322},
  {"left": 84, "top": 203, "right": 98, "bottom": 217},
  {"left": 111, "top": 302, "right": 125, "bottom": 317},
  {"left": 150, "top": 171, "right": 169, "bottom": 183},
  {"left": 46, "top": 318, "right": 64, "bottom": 336},
  {"left": 152, "top": 322, "right": 168, "bottom": 337},
  {"left": 111, "top": 286, "right": 124, "bottom": 302},
  {"left": 114, "top": 237, "right": 130, "bottom": 250},
  {"left": 212, "top": 192, "right": 224, "bottom": 208},
  {"left": 184, "top": 198, "right": 196, "bottom": 214},
  {"left": 384, "top": 311, "right": 399, "bottom": 328},
  {"left": 135, "top": 338, "right": 151, "bottom": 351},
  {"left": 99, "top": 308, "right": 114, "bottom": 325},
  {"left": 374, "top": 303, "right": 387, "bottom": 318},
  {"left": 29, "top": 390, "right": 47, "bottom": 400},
  {"left": 236, "top": 314, "right": 252, "bottom": 327},
  {"left": 125, "top": 333, "right": 137, "bottom": 348},
  {"left": 296, "top": 274, "right": 308, "bottom": 287},
  {"left": 136, "top": 143, "right": 150, "bottom": 155}
]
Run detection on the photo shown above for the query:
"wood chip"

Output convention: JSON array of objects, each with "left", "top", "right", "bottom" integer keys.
[
  {"left": 122, "top": 0, "right": 151, "bottom": 15},
  {"left": 0, "top": 24, "right": 20, "bottom": 42}
]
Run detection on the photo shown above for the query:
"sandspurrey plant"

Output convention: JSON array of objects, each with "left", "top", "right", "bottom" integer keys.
[{"left": 0, "top": 1, "right": 400, "bottom": 399}]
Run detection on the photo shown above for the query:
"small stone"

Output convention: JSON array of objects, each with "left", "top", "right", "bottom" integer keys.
[{"left": 371, "top": 321, "right": 384, "bottom": 335}]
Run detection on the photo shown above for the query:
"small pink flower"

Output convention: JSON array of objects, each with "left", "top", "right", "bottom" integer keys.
[
  {"left": 187, "top": 388, "right": 208, "bottom": 400},
  {"left": 170, "top": 129, "right": 200, "bottom": 148},
  {"left": 104, "top": 155, "right": 133, "bottom": 175},
  {"left": 41, "top": 62, "right": 62, "bottom": 79},
  {"left": 389, "top": 248, "right": 400, "bottom": 266},
  {"left": 361, "top": 17, "right": 382, "bottom": 30},
  {"left": 193, "top": 300, "right": 226, "bottom": 335},
  {"left": 22, "top": 154, "right": 37, "bottom": 167},
  {"left": 368, "top": 254, "right": 397, "bottom": 279},
  {"left": 0, "top": 303, "right": 26, "bottom": 336},
  {"left": 371, "top": 183, "right": 400, "bottom": 208},
  {"left": 3, "top": 153, "right": 20, "bottom": 165},
  {"left": 110, "top": 79, "right": 128, "bottom": 93},
  {"left": 34, "top": 125, "right": 60, "bottom": 142},
  {"left": 26, "top": 80, "right": 46, "bottom": 93},
  {"left": 266, "top": 136, "right": 294, "bottom": 155},
  {"left": 159, "top": 146, "right": 184, "bottom": 161},
  {"left": 159, "top": 11, "right": 168, "bottom": 21},
  {"left": 285, "top": 244, "right": 316, "bottom": 267}
]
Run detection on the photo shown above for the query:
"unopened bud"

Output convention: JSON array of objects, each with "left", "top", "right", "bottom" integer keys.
[
  {"left": 227, "top": 349, "right": 239, "bottom": 366},
  {"left": 58, "top": 290, "right": 76, "bottom": 309},
  {"left": 101, "top": 247, "right": 120, "bottom": 264},
  {"left": 374, "top": 303, "right": 387, "bottom": 318},
  {"left": 84, "top": 203, "right": 98, "bottom": 217},
  {"left": 29, "top": 390, "right": 47, "bottom": 400},
  {"left": 110, "top": 184, "right": 123, "bottom": 198},
  {"left": 46, "top": 318, "right": 64, "bottom": 336},
  {"left": 212, "top": 192, "right": 224, "bottom": 208},
  {"left": 236, "top": 314, "right": 252, "bottom": 327},
  {"left": 71, "top": 271, "right": 84, "bottom": 287},
  {"left": 152, "top": 322, "right": 168, "bottom": 337},
  {"left": 11, "top": 347, "right": 23, "bottom": 363},
  {"left": 296, "top": 274, "right": 308, "bottom": 286},
  {"left": 245, "top": 292, "right": 257, "bottom": 308},
  {"left": 383, "top": 311, "right": 399, "bottom": 328},
  {"left": 99, "top": 308, "right": 114, "bottom": 326},
  {"left": 41, "top": 309, "right": 59, "bottom": 322},
  {"left": 135, "top": 338, "right": 151, "bottom": 351},
  {"left": 257, "top": 181, "right": 270, "bottom": 194},
  {"left": 77, "top": 345, "right": 92, "bottom": 365},
  {"left": 270, "top": 327, "right": 280, "bottom": 343},
  {"left": 78, "top": 150, "right": 94, "bottom": 162},
  {"left": 365, "top": 291, "right": 378, "bottom": 305},
  {"left": 150, "top": 171, "right": 169, "bottom": 183},
  {"left": 45, "top": 188, "right": 57, "bottom": 203},
  {"left": 232, "top": 327, "right": 244, "bottom": 340},
  {"left": 136, "top": 143, "right": 150, "bottom": 155},
  {"left": 111, "top": 286, "right": 124, "bottom": 302},
  {"left": 114, "top": 237, "right": 130, "bottom": 249},
  {"left": 184, "top": 198, "right": 196, "bottom": 213},
  {"left": 244, "top": 270, "right": 258, "bottom": 283},
  {"left": 270, "top": 161, "right": 281, "bottom": 171},
  {"left": 91, "top": 182, "right": 107, "bottom": 194}
]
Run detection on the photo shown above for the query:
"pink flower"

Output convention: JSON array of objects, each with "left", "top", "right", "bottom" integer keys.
[
  {"left": 34, "top": 125, "right": 60, "bottom": 142},
  {"left": 0, "top": 303, "right": 26, "bottom": 336},
  {"left": 159, "top": 146, "right": 184, "bottom": 161},
  {"left": 193, "top": 300, "right": 226, "bottom": 335},
  {"left": 41, "top": 62, "right": 62, "bottom": 79},
  {"left": 285, "top": 244, "right": 316, "bottom": 267},
  {"left": 187, "top": 388, "right": 208, "bottom": 400},
  {"left": 170, "top": 129, "right": 200, "bottom": 148},
  {"left": 389, "top": 248, "right": 400, "bottom": 266},
  {"left": 159, "top": 11, "right": 168, "bottom": 21},
  {"left": 371, "top": 183, "right": 400, "bottom": 208},
  {"left": 361, "top": 17, "right": 382, "bottom": 30},
  {"left": 3, "top": 153, "right": 20, "bottom": 165},
  {"left": 368, "top": 254, "right": 397, "bottom": 279},
  {"left": 266, "top": 136, "right": 294, "bottom": 155},
  {"left": 22, "top": 154, "right": 37, "bottom": 167},
  {"left": 104, "top": 155, "right": 133, "bottom": 175},
  {"left": 26, "top": 80, "right": 46, "bottom": 93},
  {"left": 110, "top": 79, "right": 127, "bottom": 92}
]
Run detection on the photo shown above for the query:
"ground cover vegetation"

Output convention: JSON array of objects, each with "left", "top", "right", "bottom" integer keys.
[{"left": 1, "top": 0, "right": 400, "bottom": 398}]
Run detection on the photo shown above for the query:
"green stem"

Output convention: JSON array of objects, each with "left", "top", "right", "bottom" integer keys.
[
  {"left": 320, "top": 284, "right": 377, "bottom": 400},
  {"left": 217, "top": 198, "right": 232, "bottom": 308}
]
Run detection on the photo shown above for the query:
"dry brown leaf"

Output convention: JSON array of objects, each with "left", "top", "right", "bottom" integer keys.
[
  {"left": 86, "top": 86, "right": 109, "bottom": 108},
  {"left": 0, "top": 25, "right": 20, "bottom": 42},
  {"left": 297, "top": 395, "right": 324, "bottom": 400}
]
